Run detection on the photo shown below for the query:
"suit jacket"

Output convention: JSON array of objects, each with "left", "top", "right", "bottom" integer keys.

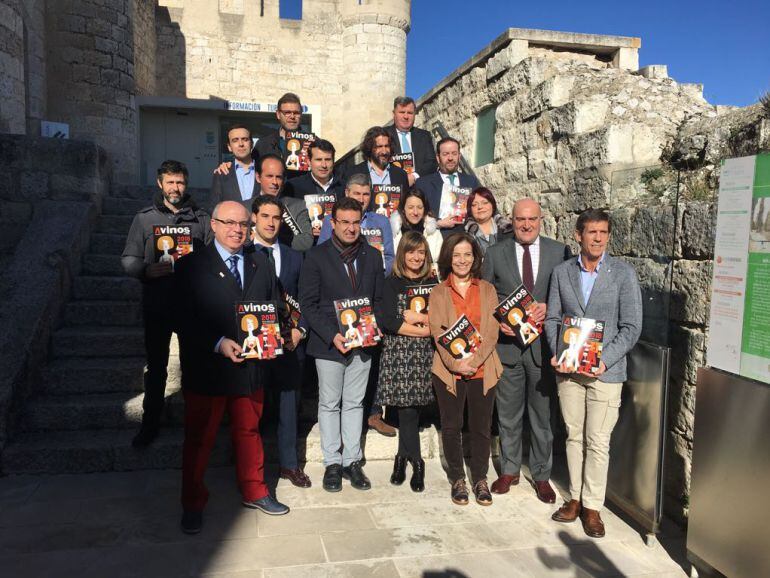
[
  {"left": 415, "top": 171, "right": 481, "bottom": 237},
  {"left": 282, "top": 172, "right": 345, "bottom": 201},
  {"left": 386, "top": 125, "right": 438, "bottom": 177},
  {"left": 428, "top": 279, "right": 503, "bottom": 396},
  {"left": 544, "top": 254, "right": 643, "bottom": 383},
  {"left": 482, "top": 236, "right": 572, "bottom": 367},
  {"left": 209, "top": 170, "right": 244, "bottom": 212},
  {"left": 174, "top": 243, "right": 279, "bottom": 396},
  {"left": 298, "top": 239, "right": 385, "bottom": 363},
  {"left": 348, "top": 161, "right": 410, "bottom": 202},
  {"left": 277, "top": 194, "right": 313, "bottom": 252}
]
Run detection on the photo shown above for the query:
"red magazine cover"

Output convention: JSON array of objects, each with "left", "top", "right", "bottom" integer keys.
[
  {"left": 236, "top": 301, "right": 284, "bottom": 359},
  {"left": 556, "top": 316, "right": 605, "bottom": 374},
  {"left": 493, "top": 284, "right": 542, "bottom": 347},
  {"left": 437, "top": 314, "right": 482, "bottom": 360}
]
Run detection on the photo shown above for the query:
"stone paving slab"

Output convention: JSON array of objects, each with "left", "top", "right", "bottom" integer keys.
[{"left": 0, "top": 459, "right": 689, "bottom": 577}]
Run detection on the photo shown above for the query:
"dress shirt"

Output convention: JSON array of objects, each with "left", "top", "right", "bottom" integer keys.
[
  {"left": 234, "top": 160, "right": 256, "bottom": 201},
  {"left": 311, "top": 174, "right": 334, "bottom": 193},
  {"left": 368, "top": 161, "right": 392, "bottom": 186},
  {"left": 577, "top": 251, "right": 606, "bottom": 305},
  {"left": 515, "top": 236, "right": 541, "bottom": 286},
  {"left": 254, "top": 241, "right": 282, "bottom": 277},
  {"left": 213, "top": 239, "right": 245, "bottom": 352}
]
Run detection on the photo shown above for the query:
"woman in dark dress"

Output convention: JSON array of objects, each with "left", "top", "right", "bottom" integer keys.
[{"left": 376, "top": 231, "right": 436, "bottom": 492}]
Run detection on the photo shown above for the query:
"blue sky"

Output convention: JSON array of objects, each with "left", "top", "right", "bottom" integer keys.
[{"left": 406, "top": 0, "right": 770, "bottom": 107}]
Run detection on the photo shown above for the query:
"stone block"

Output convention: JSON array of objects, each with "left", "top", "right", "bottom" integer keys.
[
  {"left": 613, "top": 46, "right": 638, "bottom": 71},
  {"left": 486, "top": 39, "right": 528, "bottom": 80},
  {"left": 519, "top": 75, "right": 574, "bottom": 120},
  {"left": 679, "top": 201, "right": 715, "bottom": 259},
  {"left": 637, "top": 65, "right": 669, "bottom": 79},
  {"left": 670, "top": 259, "right": 712, "bottom": 325},
  {"left": 19, "top": 170, "right": 49, "bottom": 201},
  {"left": 669, "top": 325, "right": 706, "bottom": 386},
  {"left": 609, "top": 204, "right": 677, "bottom": 258}
]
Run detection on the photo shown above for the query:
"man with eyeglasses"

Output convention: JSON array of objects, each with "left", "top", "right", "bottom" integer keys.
[
  {"left": 299, "top": 196, "right": 385, "bottom": 493},
  {"left": 481, "top": 198, "right": 571, "bottom": 503},
  {"left": 122, "top": 160, "right": 212, "bottom": 448},
  {"left": 174, "top": 200, "right": 291, "bottom": 535},
  {"left": 255, "top": 92, "right": 312, "bottom": 181}
]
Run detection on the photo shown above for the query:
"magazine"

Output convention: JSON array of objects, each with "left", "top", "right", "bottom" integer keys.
[
  {"left": 402, "top": 282, "right": 437, "bottom": 314},
  {"left": 493, "top": 284, "right": 542, "bottom": 347},
  {"left": 283, "top": 291, "right": 301, "bottom": 329},
  {"left": 439, "top": 186, "right": 472, "bottom": 224},
  {"left": 334, "top": 296, "right": 382, "bottom": 349},
  {"left": 153, "top": 225, "right": 193, "bottom": 266},
  {"left": 390, "top": 152, "right": 414, "bottom": 174},
  {"left": 361, "top": 226, "right": 385, "bottom": 255},
  {"left": 437, "top": 314, "right": 482, "bottom": 360},
  {"left": 284, "top": 131, "right": 315, "bottom": 172},
  {"left": 555, "top": 316, "right": 605, "bottom": 374},
  {"left": 372, "top": 184, "right": 402, "bottom": 218},
  {"left": 236, "top": 301, "right": 284, "bottom": 359},
  {"left": 304, "top": 193, "right": 336, "bottom": 234}
]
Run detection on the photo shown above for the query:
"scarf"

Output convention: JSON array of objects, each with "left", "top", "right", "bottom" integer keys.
[{"left": 331, "top": 234, "right": 361, "bottom": 290}]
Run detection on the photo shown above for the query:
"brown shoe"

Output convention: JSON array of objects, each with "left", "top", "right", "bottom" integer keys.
[
  {"left": 580, "top": 508, "right": 605, "bottom": 538},
  {"left": 490, "top": 474, "right": 520, "bottom": 494},
  {"left": 551, "top": 499, "right": 581, "bottom": 523},
  {"left": 280, "top": 468, "right": 312, "bottom": 488},
  {"left": 368, "top": 414, "right": 397, "bottom": 437},
  {"left": 451, "top": 479, "right": 469, "bottom": 506},
  {"left": 473, "top": 480, "right": 493, "bottom": 506},
  {"left": 533, "top": 480, "right": 556, "bottom": 504}
]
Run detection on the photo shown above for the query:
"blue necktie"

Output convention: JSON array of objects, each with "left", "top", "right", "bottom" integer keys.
[
  {"left": 399, "top": 131, "right": 411, "bottom": 153},
  {"left": 227, "top": 255, "right": 242, "bottom": 288}
]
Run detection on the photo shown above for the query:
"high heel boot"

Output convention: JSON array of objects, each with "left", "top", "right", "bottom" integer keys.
[
  {"left": 390, "top": 454, "right": 407, "bottom": 485},
  {"left": 409, "top": 457, "right": 425, "bottom": 492}
]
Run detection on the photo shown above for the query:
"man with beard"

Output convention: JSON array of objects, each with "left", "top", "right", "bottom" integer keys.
[
  {"left": 122, "top": 160, "right": 212, "bottom": 447},
  {"left": 349, "top": 126, "right": 409, "bottom": 202}
]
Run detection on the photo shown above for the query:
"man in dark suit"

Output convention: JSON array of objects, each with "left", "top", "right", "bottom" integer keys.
[
  {"left": 348, "top": 126, "right": 409, "bottom": 203},
  {"left": 174, "top": 200, "right": 290, "bottom": 535},
  {"left": 415, "top": 136, "right": 481, "bottom": 237},
  {"left": 209, "top": 124, "right": 256, "bottom": 211},
  {"left": 254, "top": 92, "right": 310, "bottom": 180},
  {"left": 386, "top": 96, "right": 438, "bottom": 186},
  {"left": 249, "top": 195, "right": 311, "bottom": 488},
  {"left": 482, "top": 198, "right": 572, "bottom": 504},
  {"left": 299, "top": 196, "right": 385, "bottom": 493}
]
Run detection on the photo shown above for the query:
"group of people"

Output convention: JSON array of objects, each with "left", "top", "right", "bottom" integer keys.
[{"left": 121, "top": 92, "right": 643, "bottom": 539}]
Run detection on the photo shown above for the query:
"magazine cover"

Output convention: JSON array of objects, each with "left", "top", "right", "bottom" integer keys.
[
  {"left": 437, "top": 314, "right": 482, "bottom": 360},
  {"left": 361, "top": 226, "right": 385, "bottom": 255},
  {"left": 439, "top": 186, "right": 472, "bottom": 225},
  {"left": 283, "top": 291, "right": 302, "bottom": 329},
  {"left": 390, "top": 152, "right": 414, "bottom": 174},
  {"left": 555, "top": 316, "right": 605, "bottom": 374},
  {"left": 281, "top": 208, "right": 303, "bottom": 238},
  {"left": 493, "top": 284, "right": 542, "bottom": 347},
  {"left": 402, "top": 282, "right": 437, "bottom": 314},
  {"left": 153, "top": 225, "right": 193, "bottom": 265},
  {"left": 236, "top": 301, "right": 284, "bottom": 359},
  {"left": 334, "top": 296, "right": 382, "bottom": 349},
  {"left": 284, "top": 131, "right": 315, "bottom": 172},
  {"left": 372, "top": 184, "right": 402, "bottom": 218},
  {"left": 304, "top": 193, "right": 336, "bottom": 234}
]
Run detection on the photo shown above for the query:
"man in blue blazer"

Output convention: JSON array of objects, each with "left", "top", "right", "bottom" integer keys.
[
  {"left": 299, "top": 196, "right": 385, "bottom": 493},
  {"left": 415, "top": 136, "right": 480, "bottom": 237},
  {"left": 545, "top": 208, "right": 642, "bottom": 539},
  {"left": 249, "top": 195, "right": 311, "bottom": 489}
]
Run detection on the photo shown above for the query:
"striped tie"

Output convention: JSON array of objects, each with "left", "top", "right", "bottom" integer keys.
[{"left": 227, "top": 255, "right": 242, "bottom": 289}]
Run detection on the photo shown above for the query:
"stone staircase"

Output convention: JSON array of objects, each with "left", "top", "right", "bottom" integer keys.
[{"left": 2, "top": 192, "right": 438, "bottom": 475}]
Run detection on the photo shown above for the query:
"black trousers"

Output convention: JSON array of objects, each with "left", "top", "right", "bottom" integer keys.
[
  {"left": 433, "top": 376, "right": 496, "bottom": 484},
  {"left": 397, "top": 406, "right": 421, "bottom": 460},
  {"left": 142, "top": 291, "right": 174, "bottom": 426}
]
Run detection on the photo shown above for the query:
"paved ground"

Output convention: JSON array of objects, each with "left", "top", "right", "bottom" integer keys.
[{"left": 0, "top": 456, "right": 690, "bottom": 578}]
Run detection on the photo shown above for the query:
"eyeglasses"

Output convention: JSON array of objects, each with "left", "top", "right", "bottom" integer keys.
[
  {"left": 213, "top": 218, "right": 251, "bottom": 230},
  {"left": 278, "top": 110, "right": 301, "bottom": 117}
]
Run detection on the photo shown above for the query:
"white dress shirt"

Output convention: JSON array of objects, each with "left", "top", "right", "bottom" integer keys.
[{"left": 515, "top": 236, "right": 541, "bottom": 285}]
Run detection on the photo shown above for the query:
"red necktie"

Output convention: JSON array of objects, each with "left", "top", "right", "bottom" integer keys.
[{"left": 522, "top": 244, "right": 534, "bottom": 293}]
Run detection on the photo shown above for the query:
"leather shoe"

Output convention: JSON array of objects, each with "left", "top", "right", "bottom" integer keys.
[
  {"left": 243, "top": 495, "right": 290, "bottom": 516},
  {"left": 342, "top": 460, "right": 371, "bottom": 490},
  {"left": 181, "top": 510, "right": 202, "bottom": 534},
  {"left": 322, "top": 464, "right": 343, "bottom": 492},
  {"left": 368, "top": 414, "right": 397, "bottom": 437},
  {"left": 132, "top": 422, "right": 159, "bottom": 448},
  {"left": 534, "top": 480, "right": 556, "bottom": 504},
  {"left": 490, "top": 473, "right": 520, "bottom": 494},
  {"left": 280, "top": 468, "right": 312, "bottom": 488},
  {"left": 451, "top": 479, "right": 469, "bottom": 506},
  {"left": 390, "top": 455, "right": 407, "bottom": 485},
  {"left": 552, "top": 499, "right": 581, "bottom": 523},
  {"left": 409, "top": 458, "right": 425, "bottom": 493},
  {"left": 580, "top": 508, "right": 605, "bottom": 538},
  {"left": 473, "top": 480, "right": 493, "bottom": 506}
]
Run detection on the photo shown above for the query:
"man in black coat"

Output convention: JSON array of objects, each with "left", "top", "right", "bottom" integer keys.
[
  {"left": 254, "top": 92, "right": 311, "bottom": 181},
  {"left": 415, "top": 136, "right": 481, "bottom": 237},
  {"left": 348, "top": 126, "right": 409, "bottom": 209},
  {"left": 386, "top": 96, "right": 438, "bottom": 186},
  {"left": 121, "top": 160, "right": 211, "bottom": 448},
  {"left": 299, "top": 197, "right": 385, "bottom": 493},
  {"left": 174, "top": 200, "right": 290, "bottom": 534},
  {"left": 209, "top": 124, "right": 256, "bottom": 211}
]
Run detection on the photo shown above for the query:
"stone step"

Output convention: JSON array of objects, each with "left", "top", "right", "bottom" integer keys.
[
  {"left": 73, "top": 276, "right": 142, "bottom": 301},
  {"left": 82, "top": 254, "right": 125, "bottom": 276},
  {"left": 96, "top": 214, "right": 134, "bottom": 234},
  {"left": 90, "top": 232, "right": 127, "bottom": 255},
  {"left": 64, "top": 299, "right": 143, "bottom": 327},
  {"left": 52, "top": 326, "right": 145, "bottom": 358},
  {"left": 102, "top": 197, "right": 149, "bottom": 216},
  {"left": 1, "top": 423, "right": 440, "bottom": 475},
  {"left": 41, "top": 356, "right": 149, "bottom": 395}
]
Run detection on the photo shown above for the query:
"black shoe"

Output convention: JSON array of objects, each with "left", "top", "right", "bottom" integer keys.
[
  {"left": 181, "top": 510, "right": 202, "bottom": 534},
  {"left": 132, "top": 423, "right": 159, "bottom": 448},
  {"left": 409, "top": 458, "right": 425, "bottom": 493},
  {"left": 390, "top": 455, "right": 407, "bottom": 485},
  {"left": 322, "top": 464, "right": 343, "bottom": 493},
  {"left": 473, "top": 479, "right": 493, "bottom": 506},
  {"left": 451, "top": 479, "right": 469, "bottom": 506},
  {"left": 342, "top": 460, "right": 371, "bottom": 490}
]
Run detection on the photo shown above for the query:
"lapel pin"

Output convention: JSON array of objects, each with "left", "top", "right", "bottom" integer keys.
[{"left": 219, "top": 272, "right": 225, "bottom": 278}]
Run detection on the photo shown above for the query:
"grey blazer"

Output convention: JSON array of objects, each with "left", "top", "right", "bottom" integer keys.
[
  {"left": 482, "top": 236, "right": 571, "bottom": 367},
  {"left": 544, "top": 254, "right": 643, "bottom": 383}
]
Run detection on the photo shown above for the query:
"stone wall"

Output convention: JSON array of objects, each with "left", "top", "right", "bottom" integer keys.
[
  {"left": 19, "top": 0, "right": 46, "bottom": 135},
  {"left": 133, "top": 0, "right": 157, "bottom": 96},
  {"left": 0, "top": 0, "right": 25, "bottom": 134}
]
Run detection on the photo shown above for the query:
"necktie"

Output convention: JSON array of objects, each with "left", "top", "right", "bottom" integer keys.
[
  {"left": 227, "top": 255, "right": 242, "bottom": 289},
  {"left": 447, "top": 174, "right": 457, "bottom": 187},
  {"left": 263, "top": 246, "right": 275, "bottom": 268},
  {"left": 522, "top": 244, "right": 534, "bottom": 293},
  {"left": 399, "top": 131, "right": 411, "bottom": 153}
]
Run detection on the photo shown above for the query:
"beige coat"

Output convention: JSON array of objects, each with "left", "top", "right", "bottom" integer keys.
[{"left": 428, "top": 279, "right": 503, "bottom": 396}]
